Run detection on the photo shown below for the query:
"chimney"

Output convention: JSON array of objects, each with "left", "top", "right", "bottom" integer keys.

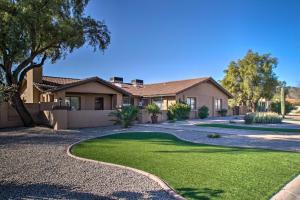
[
  {"left": 26, "top": 67, "right": 43, "bottom": 103},
  {"left": 110, "top": 76, "right": 123, "bottom": 84},
  {"left": 131, "top": 79, "right": 144, "bottom": 86}
]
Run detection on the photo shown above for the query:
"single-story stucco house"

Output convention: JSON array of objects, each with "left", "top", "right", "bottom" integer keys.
[
  {"left": 0, "top": 67, "right": 233, "bottom": 129},
  {"left": 110, "top": 76, "right": 233, "bottom": 117}
]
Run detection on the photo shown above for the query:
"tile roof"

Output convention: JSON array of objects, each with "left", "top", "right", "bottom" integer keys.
[
  {"left": 42, "top": 76, "right": 81, "bottom": 86},
  {"left": 34, "top": 76, "right": 130, "bottom": 95},
  {"left": 118, "top": 77, "right": 232, "bottom": 98}
]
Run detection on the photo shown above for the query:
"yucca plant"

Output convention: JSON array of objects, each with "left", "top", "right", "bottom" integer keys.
[
  {"left": 146, "top": 103, "right": 160, "bottom": 123},
  {"left": 110, "top": 105, "right": 139, "bottom": 128}
]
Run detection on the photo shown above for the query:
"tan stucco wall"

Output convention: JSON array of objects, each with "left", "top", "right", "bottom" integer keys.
[
  {"left": 176, "top": 82, "right": 229, "bottom": 117},
  {"left": 67, "top": 110, "right": 115, "bottom": 128}
]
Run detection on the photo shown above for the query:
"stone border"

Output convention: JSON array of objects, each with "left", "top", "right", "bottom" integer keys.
[
  {"left": 270, "top": 174, "right": 300, "bottom": 200},
  {"left": 66, "top": 132, "right": 185, "bottom": 200}
]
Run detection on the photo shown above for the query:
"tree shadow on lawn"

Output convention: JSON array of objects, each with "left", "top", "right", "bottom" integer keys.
[
  {"left": 177, "top": 187, "right": 224, "bottom": 200},
  {"left": 0, "top": 182, "right": 171, "bottom": 200}
]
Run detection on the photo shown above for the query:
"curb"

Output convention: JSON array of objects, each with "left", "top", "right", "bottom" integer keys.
[
  {"left": 270, "top": 174, "right": 300, "bottom": 200},
  {"left": 66, "top": 132, "right": 186, "bottom": 200}
]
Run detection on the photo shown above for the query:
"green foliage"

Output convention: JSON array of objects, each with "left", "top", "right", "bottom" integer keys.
[
  {"left": 198, "top": 106, "right": 209, "bottom": 119},
  {"left": 221, "top": 50, "right": 279, "bottom": 111},
  {"left": 110, "top": 106, "right": 139, "bottom": 128},
  {"left": 270, "top": 101, "right": 295, "bottom": 115},
  {"left": 146, "top": 103, "right": 160, "bottom": 116},
  {"left": 72, "top": 132, "right": 300, "bottom": 200},
  {"left": 244, "top": 112, "right": 282, "bottom": 124},
  {"left": 167, "top": 102, "right": 191, "bottom": 120},
  {"left": 207, "top": 133, "right": 221, "bottom": 138},
  {"left": 218, "top": 109, "right": 228, "bottom": 117},
  {"left": 0, "top": 0, "right": 110, "bottom": 91}
]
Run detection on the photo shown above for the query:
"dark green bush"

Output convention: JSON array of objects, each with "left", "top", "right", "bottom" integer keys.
[
  {"left": 198, "top": 106, "right": 209, "bottom": 119},
  {"left": 207, "top": 133, "right": 221, "bottom": 138},
  {"left": 168, "top": 102, "right": 191, "bottom": 120},
  {"left": 244, "top": 113, "right": 255, "bottom": 124},
  {"left": 110, "top": 105, "right": 139, "bottom": 128},
  {"left": 270, "top": 101, "right": 295, "bottom": 115},
  {"left": 218, "top": 109, "right": 227, "bottom": 117}
]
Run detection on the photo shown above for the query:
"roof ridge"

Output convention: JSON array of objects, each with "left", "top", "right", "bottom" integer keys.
[
  {"left": 144, "top": 77, "right": 210, "bottom": 86},
  {"left": 43, "top": 75, "right": 81, "bottom": 80}
]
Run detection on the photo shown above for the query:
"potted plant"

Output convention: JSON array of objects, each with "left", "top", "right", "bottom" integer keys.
[{"left": 146, "top": 103, "right": 160, "bottom": 123}]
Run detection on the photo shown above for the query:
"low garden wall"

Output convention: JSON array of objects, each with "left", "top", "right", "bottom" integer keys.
[{"left": 0, "top": 102, "right": 55, "bottom": 129}]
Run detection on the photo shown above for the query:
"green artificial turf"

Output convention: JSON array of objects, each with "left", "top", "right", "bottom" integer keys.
[
  {"left": 197, "top": 123, "right": 300, "bottom": 132},
  {"left": 71, "top": 132, "right": 300, "bottom": 200}
]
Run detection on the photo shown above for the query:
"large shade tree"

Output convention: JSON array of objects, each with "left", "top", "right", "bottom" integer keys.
[
  {"left": 0, "top": 0, "right": 110, "bottom": 126},
  {"left": 221, "top": 50, "right": 279, "bottom": 111}
]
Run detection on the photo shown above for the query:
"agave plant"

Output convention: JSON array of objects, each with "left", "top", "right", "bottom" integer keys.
[{"left": 110, "top": 105, "right": 139, "bottom": 128}]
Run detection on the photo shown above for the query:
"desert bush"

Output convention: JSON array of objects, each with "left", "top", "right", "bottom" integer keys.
[
  {"left": 244, "top": 112, "right": 282, "bottom": 124},
  {"left": 110, "top": 105, "right": 139, "bottom": 128},
  {"left": 198, "top": 106, "right": 209, "bottom": 119},
  {"left": 218, "top": 109, "right": 228, "bottom": 117},
  {"left": 146, "top": 103, "right": 160, "bottom": 123},
  {"left": 168, "top": 102, "right": 191, "bottom": 120},
  {"left": 270, "top": 101, "right": 295, "bottom": 115}
]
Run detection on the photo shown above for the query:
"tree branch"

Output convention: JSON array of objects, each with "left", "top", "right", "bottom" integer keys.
[
  {"left": 17, "top": 54, "right": 47, "bottom": 87},
  {"left": 13, "top": 43, "right": 56, "bottom": 78}
]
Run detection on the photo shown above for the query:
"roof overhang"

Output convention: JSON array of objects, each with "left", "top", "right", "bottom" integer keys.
[{"left": 45, "top": 76, "right": 131, "bottom": 96}]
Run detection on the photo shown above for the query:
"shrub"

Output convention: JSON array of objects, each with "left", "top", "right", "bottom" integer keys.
[
  {"left": 270, "top": 101, "right": 295, "bottom": 115},
  {"left": 110, "top": 105, "right": 139, "bottom": 128},
  {"left": 218, "top": 109, "right": 227, "bottom": 117},
  {"left": 244, "top": 113, "right": 255, "bottom": 124},
  {"left": 146, "top": 103, "right": 160, "bottom": 116},
  {"left": 168, "top": 102, "right": 191, "bottom": 120},
  {"left": 198, "top": 106, "right": 209, "bottom": 119},
  {"left": 244, "top": 112, "right": 282, "bottom": 124},
  {"left": 207, "top": 133, "right": 221, "bottom": 138}
]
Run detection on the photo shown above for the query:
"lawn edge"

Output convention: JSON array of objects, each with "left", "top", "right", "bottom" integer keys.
[
  {"left": 67, "top": 130, "right": 300, "bottom": 200},
  {"left": 270, "top": 173, "right": 300, "bottom": 200},
  {"left": 67, "top": 132, "right": 186, "bottom": 200}
]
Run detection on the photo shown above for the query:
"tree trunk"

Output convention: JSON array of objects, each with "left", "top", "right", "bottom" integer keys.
[{"left": 10, "top": 92, "right": 35, "bottom": 127}]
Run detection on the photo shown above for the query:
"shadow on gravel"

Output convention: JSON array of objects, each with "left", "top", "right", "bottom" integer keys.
[
  {"left": 0, "top": 182, "right": 172, "bottom": 200},
  {"left": 177, "top": 187, "right": 224, "bottom": 200}
]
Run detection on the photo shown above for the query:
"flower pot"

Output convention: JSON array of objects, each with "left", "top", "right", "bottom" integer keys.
[{"left": 151, "top": 115, "right": 158, "bottom": 123}]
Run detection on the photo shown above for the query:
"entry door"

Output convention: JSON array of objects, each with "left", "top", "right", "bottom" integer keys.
[{"left": 95, "top": 97, "right": 104, "bottom": 110}]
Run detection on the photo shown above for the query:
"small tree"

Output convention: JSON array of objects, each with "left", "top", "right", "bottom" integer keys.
[
  {"left": 110, "top": 106, "right": 139, "bottom": 128},
  {"left": 146, "top": 103, "right": 160, "bottom": 123},
  {"left": 0, "top": 1, "right": 110, "bottom": 126}
]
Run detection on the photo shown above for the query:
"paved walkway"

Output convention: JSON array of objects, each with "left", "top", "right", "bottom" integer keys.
[{"left": 1, "top": 124, "right": 300, "bottom": 199}]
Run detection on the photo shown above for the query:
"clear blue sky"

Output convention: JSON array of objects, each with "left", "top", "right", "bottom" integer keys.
[{"left": 44, "top": 0, "right": 300, "bottom": 86}]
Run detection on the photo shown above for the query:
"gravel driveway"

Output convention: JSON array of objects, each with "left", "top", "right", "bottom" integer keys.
[{"left": 0, "top": 126, "right": 175, "bottom": 200}]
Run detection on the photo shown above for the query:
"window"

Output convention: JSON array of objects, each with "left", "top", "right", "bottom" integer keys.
[
  {"left": 186, "top": 97, "right": 196, "bottom": 110},
  {"left": 122, "top": 96, "right": 131, "bottom": 106},
  {"left": 95, "top": 97, "right": 104, "bottom": 110},
  {"left": 152, "top": 97, "right": 163, "bottom": 109},
  {"left": 65, "top": 96, "right": 81, "bottom": 110},
  {"left": 215, "top": 98, "right": 222, "bottom": 111}
]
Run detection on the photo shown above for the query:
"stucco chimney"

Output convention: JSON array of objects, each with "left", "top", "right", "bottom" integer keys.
[
  {"left": 26, "top": 67, "right": 43, "bottom": 103},
  {"left": 110, "top": 77, "right": 123, "bottom": 84},
  {"left": 131, "top": 79, "right": 143, "bottom": 86}
]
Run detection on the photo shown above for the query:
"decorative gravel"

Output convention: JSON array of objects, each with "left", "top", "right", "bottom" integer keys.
[{"left": 0, "top": 127, "right": 175, "bottom": 200}]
